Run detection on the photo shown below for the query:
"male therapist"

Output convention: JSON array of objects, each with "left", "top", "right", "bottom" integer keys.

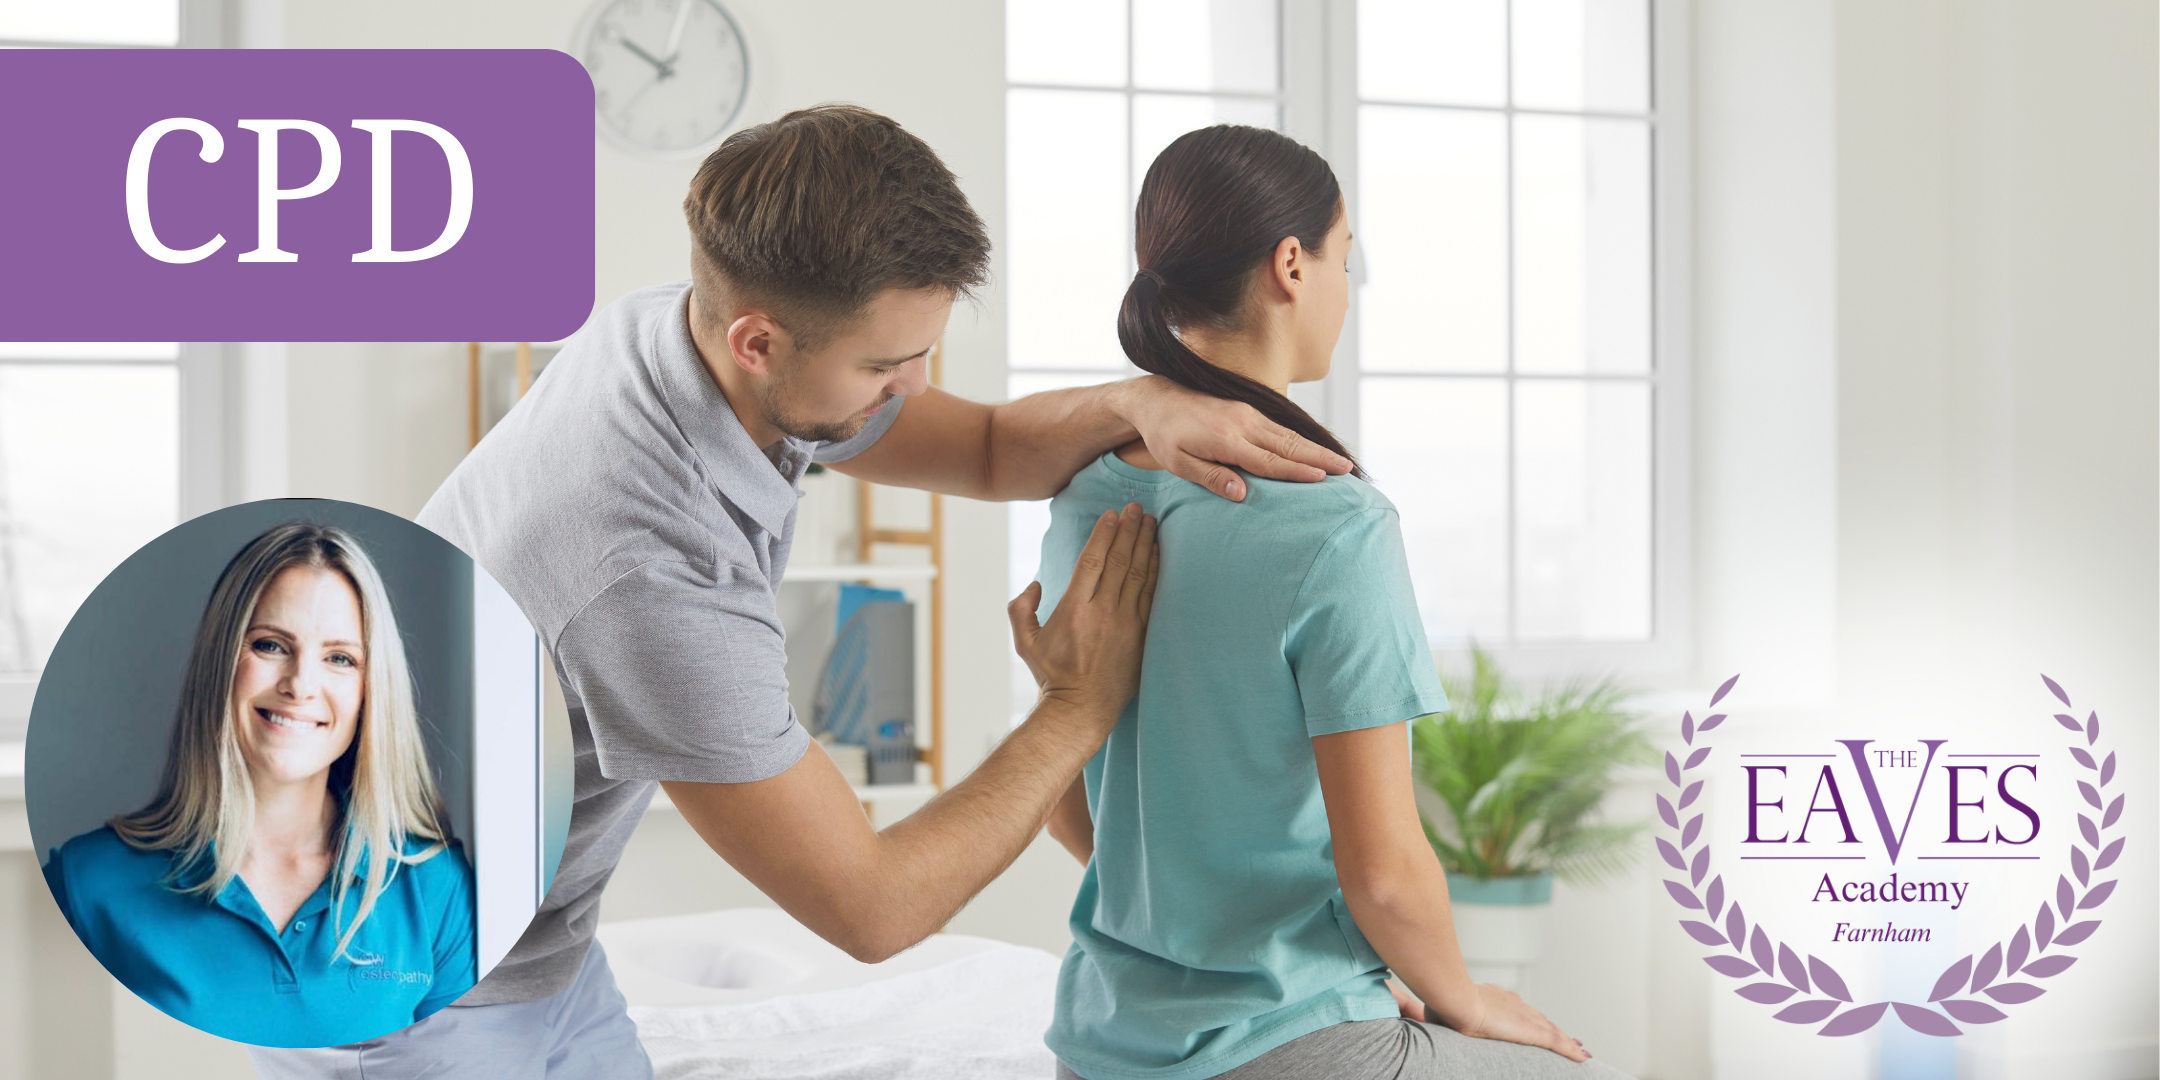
[{"left": 247, "top": 104, "right": 1349, "bottom": 1078}]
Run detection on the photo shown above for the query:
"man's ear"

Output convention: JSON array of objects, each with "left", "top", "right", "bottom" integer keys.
[{"left": 725, "top": 311, "right": 783, "bottom": 376}]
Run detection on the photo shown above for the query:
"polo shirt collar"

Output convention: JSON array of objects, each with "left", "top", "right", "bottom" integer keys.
[{"left": 651, "top": 283, "right": 810, "bottom": 537}]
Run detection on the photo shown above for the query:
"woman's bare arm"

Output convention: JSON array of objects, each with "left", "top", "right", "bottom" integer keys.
[{"left": 1313, "top": 722, "right": 1590, "bottom": 1063}]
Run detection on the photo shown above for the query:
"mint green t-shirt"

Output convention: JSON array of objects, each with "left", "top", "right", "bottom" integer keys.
[{"left": 1036, "top": 453, "right": 1450, "bottom": 1080}]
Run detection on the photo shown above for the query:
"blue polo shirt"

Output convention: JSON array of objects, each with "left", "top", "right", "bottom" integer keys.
[
  {"left": 43, "top": 825, "right": 475, "bottom": 1048},
  {"left": 1035, "top": 454, "right": 1450, "bottom": 1080}
]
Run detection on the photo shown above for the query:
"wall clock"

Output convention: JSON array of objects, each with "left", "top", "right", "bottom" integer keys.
[{"left": 573, "top": 0, "right": 751, "bottom": 157}]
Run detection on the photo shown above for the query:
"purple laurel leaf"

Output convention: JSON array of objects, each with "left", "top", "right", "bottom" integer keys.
[
  {"left": 2036, "top": 903, "right": 2055, "bottom": 950},
  {"left": 2079, "top": 815, "right": 2100, "bottom": 848},
  {"left": 1680, "top": 779, "right": 1704, "bottom": 809},
  {"left": 1819, "top": 1002, "right": 1890, "bottom": 1037},
  {"left": 1750, "top": 927, "right": 1774, "bottom": 976},
  {"left": 1680, "top": 921, "right": 1728, "bottom": 946},
  {"left": 2069, "top": 747, "right": 2097, "bottom": 769},
  {"left": 1664, "top": 880, "right": 1704, "bottom": 910},
  {"left": 1664, "top": 751, "right": 1681, "bottom": 786},
  {"left": 1808, "top": 956, "right": 1852, "bottom": 1002},
  {"left": 1893, "top": 1003, "right": 1962, "bottom": 1038},
  {"left": 2104, "top": 795, "right": 2124, "bottom": 829},
  {"left": 1705, "top": 954, "right": 1758, "bottom": 978},
  {"left": 1657, "top": 838, "right": 1686, "bottom": 871},
  {"left": 1777, "top": 944, "right": 1810, "bottom": 994},
  {"left": 1657, "top": 795, "right": 1678, "bottom": 829},
  {"left": 1684, "top": 746, "right": 1713, "bottom": 770},
  {"left": 2057, "top": 877, "right": 2075, "bottom": 920},
  {"left": 1773, "top": 999, "right": 1840, "bottom": 1024},
  {"left": 2101, "top": 751, "right": 2116, "bottom": 786},
  {"left": 1709, "top": 674, "right": 1740, "bottom": 708},
  {"left": 2079, "top": 880, "right": 2117, "bottom": 909},
  {"left": 2086, "top": 711, "right": 2099, "bottom": 745},
  {"left": 1706, "top": 875, "right": 1725, "bottom": 920},
  {"left": 2078, "top": 781, "right": 2102, "bottom": 810},
  {"left": 1682, "top": 711, "right": 1694, "bottom": 744},
  {"left": 1941, "top": 999, "right": 2009, "bottom": 1024},
  {"left": 2006, "top": 926, "right": 2030, "bottom": 975},
  {"left": 1726, "top": 905, "right": 1747, "bottom": 955},
  {"left": 2021, "top": 955, "right": 2077, "bottom": 978},
  {"left": 1928, "top": 956, "right": 1973, "bottom": 1003},
  {"left": 1682, "top": 814, "right": 1704, "bottom": 848},
  {"left": 1981, "top": 982, "right": 2045, "bottom": 1005},
  {"left": 1699, "top": 712, "right": 1727, "bottom": 732},
  {"left": 2096, "top": 837, "right": 2125, "bottom": 870},
  {"left": 2072, "top": 847, "right": 2090, "bottom": 886},
  {"left": 2041, "top": 674, "right": 2071, "bottom": 707},
  {"left": 1691, "top": 846, "right": 1711, "bottom": 887},
  {"left": 1970, "top": 944, "right": 2002, "bottom": 994},
  {"left": 2054, "top": 713, "right": 2083, "bottom": 732},
  {"left": 2052, "top": 920, "right": 2101, "bottom": 947},
  {"left": 1737, "top": 982, "right": 1798, "bottom": 1004}
]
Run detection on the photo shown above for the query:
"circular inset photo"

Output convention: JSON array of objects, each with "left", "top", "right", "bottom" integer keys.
[{"left": 25, "top": 499, "right": 567, "bottom": 1048}]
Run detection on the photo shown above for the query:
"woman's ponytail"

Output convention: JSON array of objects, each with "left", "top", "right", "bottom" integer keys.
[{"left": 1122, "top": 126, "right": 1365, "bottom": 480}]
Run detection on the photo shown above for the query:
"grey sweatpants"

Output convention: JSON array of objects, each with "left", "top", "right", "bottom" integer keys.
[{"left": 1057, "top": 1018, "right": 1637, "bottom": 1080}]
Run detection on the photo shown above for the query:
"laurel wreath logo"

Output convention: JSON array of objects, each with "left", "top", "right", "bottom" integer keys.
[{"left": 1656, "top": 674, "right": 2122, "bottom": 1036}]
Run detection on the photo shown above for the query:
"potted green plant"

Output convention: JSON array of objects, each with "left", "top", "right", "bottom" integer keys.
[{"left": 1411, "top": 648, "right": 1655, "bottom": 988}]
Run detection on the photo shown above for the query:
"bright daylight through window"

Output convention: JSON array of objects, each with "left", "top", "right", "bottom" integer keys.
[
  {"left": 1004, "top": 0, "right": 1664, "bottom": 708},
  {"left": 0, "top": 2, "right": 183, "bottom": 686}
]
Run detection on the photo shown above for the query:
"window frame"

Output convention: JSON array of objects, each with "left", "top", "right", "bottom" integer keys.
[
  {"left": 1003, "top": 0, "right": 1695, "bottom": 685},
  {"left": 0, "top": 0, "right": 269, "bottom": 739},
  {"left": 1300, "top": 0, "right": 1691, "bottom": 682}
]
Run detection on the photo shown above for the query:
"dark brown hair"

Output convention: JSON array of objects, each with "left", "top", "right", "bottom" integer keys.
[
  {"left": 684, "top": 104, "right": 991, "bottom": 352},
  {"left": 1120, "top": 125, "right": 1363, "bottom": 478}
]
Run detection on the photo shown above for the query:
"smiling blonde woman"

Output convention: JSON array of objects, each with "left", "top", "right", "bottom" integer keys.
[{"left": 41, "top": 522, "right": 475, "bottom": 1048}]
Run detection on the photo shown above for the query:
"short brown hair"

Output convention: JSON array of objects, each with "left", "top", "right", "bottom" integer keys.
[{"left": 683, "top": 104, "right": 991, "bottom": 352}]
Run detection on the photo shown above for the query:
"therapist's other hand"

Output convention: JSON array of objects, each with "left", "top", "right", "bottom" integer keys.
[
  {"left": 1008, "top": 502, "right": 1160, "bottom": 718},
  {"left": 1120, "top": 375, "right": 1351, "bottom": 501},
  {"left": 1437, "top": 982, "right": 1591, "bottom": 1063}
]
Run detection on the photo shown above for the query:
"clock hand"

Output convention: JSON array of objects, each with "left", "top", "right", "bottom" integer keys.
[
  {"left": 616, "top": 34, "right": 675, "bottom": 79},
  {"left": 663, "top": 0, "right": 694, "bottom": 63}
]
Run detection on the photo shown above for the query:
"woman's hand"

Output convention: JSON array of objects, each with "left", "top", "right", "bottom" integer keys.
[
  {"left": 1386, "top": 978, "right": 1426, "bottom": 1021},
  {"left": 1431, "top": 982, "right": 1591, "bottom": 1063},
  {"left": 1117, "top": 376, "right": 1350, "bottom": 501},
  {"left": 1008, "top": 503, "right": 1160, "bottom": 720}
]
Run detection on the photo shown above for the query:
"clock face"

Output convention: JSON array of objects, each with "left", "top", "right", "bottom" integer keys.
[{"left": 575, "top": 0, "right": 750, "bottom": 156}]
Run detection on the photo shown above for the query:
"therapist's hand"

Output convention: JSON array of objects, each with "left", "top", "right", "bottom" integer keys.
[
  {"left": 1008, "top": 502, "right": 1159, "bottom": 720},
  {"left": 1117, "top": 375, "right": 1352, "bottom": 501}
]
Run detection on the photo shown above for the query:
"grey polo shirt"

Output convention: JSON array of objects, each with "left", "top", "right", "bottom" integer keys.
[{"left": 417, "top": 280, "right": 902, "bottom": 1006}]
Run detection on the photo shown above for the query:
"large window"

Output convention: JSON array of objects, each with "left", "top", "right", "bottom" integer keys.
[
  {"left": 1004, "top": 0, "right": 1681, "bottom": 685},
  {"left": 1353, "top": 0, "right": 1659, "bottom": 652},
  {"left": 1004, "top": 0, "right": 1289, "bottom": 715},
  {"left": 0, "top": 3, "right": 188, "bottom": 736}
]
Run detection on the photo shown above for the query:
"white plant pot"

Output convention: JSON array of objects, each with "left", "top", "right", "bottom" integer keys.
[{"left": 1446, "top": 872, "right": 1554, "bottom": 991}]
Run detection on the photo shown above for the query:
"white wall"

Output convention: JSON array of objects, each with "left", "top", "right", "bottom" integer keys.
[{"left": 1670, "top": 2, "right": 2158, "bottom": 1079}]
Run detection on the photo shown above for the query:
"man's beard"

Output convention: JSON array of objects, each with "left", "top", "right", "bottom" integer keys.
[{"left": 758, "top": 367, "right": 882, "bottom": 444}]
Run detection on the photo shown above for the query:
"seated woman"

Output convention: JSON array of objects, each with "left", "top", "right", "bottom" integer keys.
[
  {"left": 1031, "top": 126, "right": 1632, "bottom": 1080},
  {"left": 43, "top": 522, "right": 475, "bottom": 1048}
]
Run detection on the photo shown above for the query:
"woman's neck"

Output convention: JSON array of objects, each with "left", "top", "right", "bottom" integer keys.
[
  {"left": 1179, "top": 322, "right": 1295, "bottom": 394},
  {"left": 248, "top": 770, "right": 337, "bottom": 860}
]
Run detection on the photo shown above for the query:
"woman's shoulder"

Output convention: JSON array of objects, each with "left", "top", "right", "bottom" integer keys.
[
  {"left": 397, "top": 837, "right": 474, "bottom": 894},
  {"left": 1245, "top": 471, "right": 1398, "bottom": 528},
  {"left": 49, "top": 824, "right": 162, "bottom": 872},
  {"left": 44, "top": 825, "right": 178, "bottom": 902}
]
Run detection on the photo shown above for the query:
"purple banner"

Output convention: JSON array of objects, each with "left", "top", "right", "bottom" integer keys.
[{"left": 0, "top": 50, "right": 594, "bottom": 341}]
